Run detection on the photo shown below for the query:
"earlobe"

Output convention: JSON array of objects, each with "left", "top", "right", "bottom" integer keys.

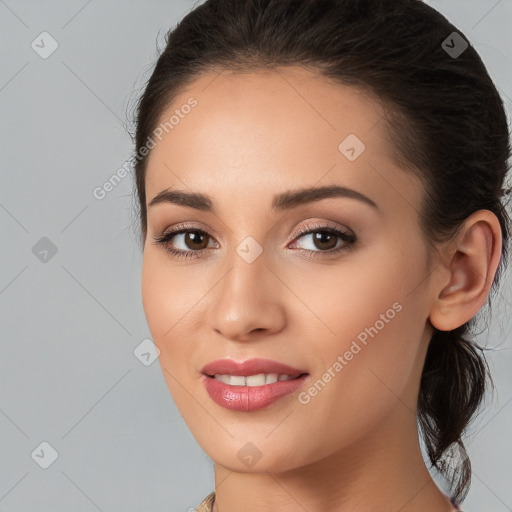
[{"left": 429, "top": 210, "right": 502, "bottom": 332}]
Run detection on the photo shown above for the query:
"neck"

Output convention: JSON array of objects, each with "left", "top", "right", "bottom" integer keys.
[{"left": 212, "top": 403, "right": 456, "bottom": 512}]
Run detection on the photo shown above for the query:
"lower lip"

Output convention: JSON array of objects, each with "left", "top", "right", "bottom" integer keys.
[{"left": 201, "top": 374, "right": 309, "bottom": 411}]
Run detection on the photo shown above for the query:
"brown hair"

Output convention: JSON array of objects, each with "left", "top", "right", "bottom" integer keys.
[{"left": 130, "top": 0, "right": 512, "bottom": 502}]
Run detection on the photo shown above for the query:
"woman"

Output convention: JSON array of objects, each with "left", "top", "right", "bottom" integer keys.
[{"left": 131, "top": 0, "right": 511, "bottom": 510}]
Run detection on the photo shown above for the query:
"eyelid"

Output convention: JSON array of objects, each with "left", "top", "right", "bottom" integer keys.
[
  {"left": 155, "top": 219, "right": 351, "bottom": 244},
  {"left": 155, "top": 221, "right": 218, "bottom": 241},
  {"left": 289, "top": 219, "right": 352, "bottom": 240}
]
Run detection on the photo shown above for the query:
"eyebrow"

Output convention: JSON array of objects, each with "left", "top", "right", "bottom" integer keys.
[{"left": 147, "top": 184, "right": 379, "bottom": 213}]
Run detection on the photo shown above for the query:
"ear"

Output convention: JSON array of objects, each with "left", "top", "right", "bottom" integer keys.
[{"left": 429, "top": 209, "right": 503, "bottom": 332}]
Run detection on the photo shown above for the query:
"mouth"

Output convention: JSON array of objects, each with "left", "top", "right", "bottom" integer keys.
[
  {"left": 200, "top": 358, "right": 310, "bottom": 411},
  {"left": 201, "top": 373, "right": 310, "bottom": 412},
  {"left": 201, "top": 357, "right": 308, "bottom": 380},
  {"left": 204, "top": 372, "right": 308, "bottom": 386}
]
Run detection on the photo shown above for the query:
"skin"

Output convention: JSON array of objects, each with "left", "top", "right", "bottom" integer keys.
[{"left": 140, "top": 65, "right": 502, "bottom": 512}]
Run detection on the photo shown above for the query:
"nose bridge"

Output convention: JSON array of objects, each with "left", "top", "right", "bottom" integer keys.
[{"left": 206, "top": 240, "right": 286, "bottom": 340}]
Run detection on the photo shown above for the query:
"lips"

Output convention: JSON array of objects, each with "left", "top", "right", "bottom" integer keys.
[
  {"left": 200, "top": 358, "right": 310, "bottom": 412},
  {"left": 201, "top": 357, "right": 307, "bottom": 378}
]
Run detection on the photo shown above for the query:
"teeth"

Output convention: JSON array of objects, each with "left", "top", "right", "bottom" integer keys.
[
  {"left": 230, "top": 375, "right": 246, "bottom": 386},
  {"left": 215, "top": 374, "right": 232, "bottom": 385},
  {"left": 213, "top": 373, "right": 295, "bottom": 386},
  {"left": 264, "top": 373, "right": 279, "bottom": 384},
  {"left": 246, "top": 374, "right": 267, "bottom": 386}
]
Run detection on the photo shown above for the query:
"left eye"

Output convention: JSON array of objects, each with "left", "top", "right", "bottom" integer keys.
[{"left": 290, "top": 227, "right": 355, "bottom": 252}]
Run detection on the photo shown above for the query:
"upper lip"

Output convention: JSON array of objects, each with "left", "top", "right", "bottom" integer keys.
[{"left": 201, "top": 358, "right": 308, "bottom": 377}]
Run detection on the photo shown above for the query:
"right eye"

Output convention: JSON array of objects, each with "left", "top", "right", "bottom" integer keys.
[{"left": 153, "top": 225, "right": 218, "bottom": 259}]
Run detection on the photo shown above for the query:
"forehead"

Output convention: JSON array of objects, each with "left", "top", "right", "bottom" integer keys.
[
  {"left": 152, "top": 66, "right": 389, "bottom": 158},
  {"left": 144, "top": 66, "right": 422, "bottom": 215}
]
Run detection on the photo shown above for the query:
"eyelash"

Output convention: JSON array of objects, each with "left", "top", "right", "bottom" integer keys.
[{"left": 152, "top": 222, "right": 356, "bottom": 260}]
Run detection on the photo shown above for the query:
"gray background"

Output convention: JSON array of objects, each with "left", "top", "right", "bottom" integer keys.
[{"left": 0, "top": 1, "right": 511, "bottom": 511}]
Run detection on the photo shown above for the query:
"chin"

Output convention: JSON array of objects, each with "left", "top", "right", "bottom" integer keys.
[{"left": 198, "top": 434, "right": 308, "bottom": 474}]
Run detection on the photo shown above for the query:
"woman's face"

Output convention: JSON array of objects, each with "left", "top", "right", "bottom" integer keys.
[{"left": 141, "top": 66, "right": 436, "bottom": 472}]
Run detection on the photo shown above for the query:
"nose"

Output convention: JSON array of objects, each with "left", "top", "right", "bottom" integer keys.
[{"left": 206, "top": 251, "right": 287, "bottom": 343}]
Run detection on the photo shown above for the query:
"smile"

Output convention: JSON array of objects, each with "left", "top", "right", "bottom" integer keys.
[{"left": 210, "top": 373, "right": 298, "bottom": 385}]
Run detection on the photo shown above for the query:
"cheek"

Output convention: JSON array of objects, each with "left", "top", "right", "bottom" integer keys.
[
  {"left": 141, "top": 250, "right": 216, "bottom": 398},
  {"left": 296, "top": 251, "right": 423, "bottom": 410},
  {"left": 141, "top": 253, "right": 194, "bottom": 378},
  {"left": 141, "top": 255, "right": 199, "bottom": 409},
  {"left": 141, "top": 253, "right": 169, "bottom": 339},
  {"left": 141, "top": 252, "right": 199, "bottom": 340},
  {"left": 289, "top": 306, "right": 421, "bottom": 462}
]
